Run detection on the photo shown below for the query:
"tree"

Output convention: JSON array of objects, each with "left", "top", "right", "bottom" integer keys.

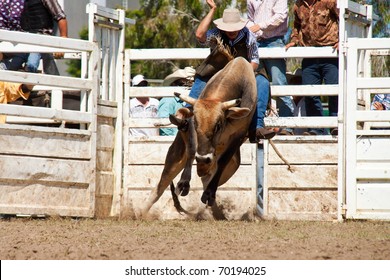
[
  {"left": 66, "top": 28, "right": 88, "bottom": 77},
  {"left": 125, "top": 0, "right": 237, "bottom": 80}
]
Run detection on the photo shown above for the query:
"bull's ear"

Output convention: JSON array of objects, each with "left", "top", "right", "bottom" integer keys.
[{"left": 225, "top": 107, "right": 251, "bottom": 119}]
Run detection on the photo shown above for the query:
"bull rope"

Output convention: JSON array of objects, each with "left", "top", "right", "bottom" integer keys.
[{"left": 268, "top": 139, "right": 295, "bottom": 173}]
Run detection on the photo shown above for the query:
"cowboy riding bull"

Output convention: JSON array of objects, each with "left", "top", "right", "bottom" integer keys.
[
  {"left": 143, "top": 7, "right": 272, "bottom": 215},
  {"left": 143, "top": 56, "right": 257, "bottom": 214}
]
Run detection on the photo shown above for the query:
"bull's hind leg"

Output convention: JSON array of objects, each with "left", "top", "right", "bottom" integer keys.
[{"left": 143, "top": 134, "right": 187, "bottom": 215}]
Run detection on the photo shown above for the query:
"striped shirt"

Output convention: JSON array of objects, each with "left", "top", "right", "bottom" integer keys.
[
  {"left": 202, "top": 27, "right": 260, "bottom": 65},
  {"left": 246, "top": 0, "right": 288, "bottom": 40}
]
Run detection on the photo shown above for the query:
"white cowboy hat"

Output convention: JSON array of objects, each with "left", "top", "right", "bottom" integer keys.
[
  {"left": 162, "top": 67, "right": 196, "bottom": 86},
  {"left": 213, "top": 8, "right": 248, "bottom": 32}
]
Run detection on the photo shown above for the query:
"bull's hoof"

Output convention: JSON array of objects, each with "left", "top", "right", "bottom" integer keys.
[
  {"left": 176, "top": 180, "right": 190, "bottom": 196},
  {"left": 201, "top": 190, "right": 215, "bottom": 206}
]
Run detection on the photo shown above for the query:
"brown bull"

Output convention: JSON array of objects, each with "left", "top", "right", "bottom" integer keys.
[{"left": 143, "top": 57, "right": 257, "bottom": 214}]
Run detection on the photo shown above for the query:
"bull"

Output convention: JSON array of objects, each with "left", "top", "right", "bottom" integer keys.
[{"left": 143, "top": 57, "right": 257, "bottom": 215}]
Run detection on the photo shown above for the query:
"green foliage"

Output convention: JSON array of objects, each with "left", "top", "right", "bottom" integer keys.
[
  {"left": 66, "top": 28, "right": 88, "bottom": 77},
  {"left": 125, "top": 0, "right": 237, "bottom": 79}
]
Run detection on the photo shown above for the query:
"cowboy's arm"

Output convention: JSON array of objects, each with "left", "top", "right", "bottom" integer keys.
[{"left": 196, "top": 0, "right": 217, "bottom": 43}]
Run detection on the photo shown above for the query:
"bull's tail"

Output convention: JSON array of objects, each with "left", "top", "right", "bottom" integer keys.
[{"left": 170, "top": 182, "right": 192, "bottom": 215}]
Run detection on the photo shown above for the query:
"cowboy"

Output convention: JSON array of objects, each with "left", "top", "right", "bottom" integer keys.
[
  {"left": 158, "top": 67, "right": 195, "bottom": 136},
  {"left": 189, "top": 0, "right": 275, "bottom": 141}
]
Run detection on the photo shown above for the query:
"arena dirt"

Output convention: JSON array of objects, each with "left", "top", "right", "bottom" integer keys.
[{"left": 1, "top": 217, "right": 389, "bottom": 260}]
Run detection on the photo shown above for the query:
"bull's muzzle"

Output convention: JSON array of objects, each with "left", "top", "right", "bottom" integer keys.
[
  {"left": 195, "top": 153, "right": 213, "bottom": 177},
  {"left": 195, "top": 154, "right": 212, "bottom": 164}
]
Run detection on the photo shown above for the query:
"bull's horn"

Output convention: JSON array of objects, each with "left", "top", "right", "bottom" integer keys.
[
  {"left": 174, "top": 92, "right": 197, "bottom": 106},
  {"left": 222, "top": 98, "right": 241, "bottom": 110}
]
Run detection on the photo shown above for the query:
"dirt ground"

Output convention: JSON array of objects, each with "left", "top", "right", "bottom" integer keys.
[{"left": 0, "top": 217, "right": 389, "bottom": 260}]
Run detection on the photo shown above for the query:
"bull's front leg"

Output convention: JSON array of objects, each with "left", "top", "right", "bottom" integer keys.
[
  {"left": 201, "top": 138, "right": 243, "bottom": 206},
  {"left": 176, "top": 117, "right": 196, "bottom": 196}
]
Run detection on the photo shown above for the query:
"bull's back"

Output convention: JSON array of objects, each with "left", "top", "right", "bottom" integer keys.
[{"left": 201, "top": 57, "right": 257, "bottom": 110}]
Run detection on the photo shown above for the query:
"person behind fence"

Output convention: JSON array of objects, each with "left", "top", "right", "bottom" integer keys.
[
  {"left": 0, "top": 0, "right": 28, "bottom": 71},
  {"left": 189, "top": 1, "right": 275, "bottom": 141},
  {"left": 287, "top": 68, "right": 308, "bottom": 135},
  {"left": 129, "top": 74, "right": 159, "bottom": 137},
  {"left": 285, "top": 0, "right": 339, "bottom": 136},
  {"left": 20, "top": 0, "right": 68, "bottom": 75},
  {"left": 158, "top": 67, "right": 195, "bottom": 136},
  {"left": 371, "top": 94, "right": 390, "bottom": 111},
  {"left": 246, "top": 0, "right": 295, "bottom": 136},
  {"left": 0, "top": 79, "right": 33, "bottom": 123}
]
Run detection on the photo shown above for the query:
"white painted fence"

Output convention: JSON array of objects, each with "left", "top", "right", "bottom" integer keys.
[
  {"left": 0, "top": 4, "right": 126, "bottom": 217},
  {"left": 0, "top": 1, "right": 388, "bottom": 220},
  {"left": 124, "top": 0, "right": 390, "bottom": 220},
  {"left": 342, "top": 38, "right": 390, "bottom": 220}
]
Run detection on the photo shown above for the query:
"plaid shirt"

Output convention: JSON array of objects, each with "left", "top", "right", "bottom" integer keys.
[
  {"left": 371, "top": 94, "right": 390, "bottom": 110},
  {"left": 202, "top": 27, "right": 259, "bottom": 65}
]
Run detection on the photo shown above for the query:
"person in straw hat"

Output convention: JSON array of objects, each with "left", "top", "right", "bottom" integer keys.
[
  {"left": 158, "top": 67, "right": 195, "bottom": 136},
  {"left": 188, "top": 0, "right": 275, "bottom": 141}
]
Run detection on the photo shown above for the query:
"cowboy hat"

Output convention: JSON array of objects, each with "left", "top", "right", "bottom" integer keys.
[
  {"left": 162, "top": 67, "right": 196, "bottom": 86},
  {"left": 132, "top": 74, "right": 148, "bottom": 86},
  {"left": 213, "top": 8, "right": 248, "bottom": 32}
]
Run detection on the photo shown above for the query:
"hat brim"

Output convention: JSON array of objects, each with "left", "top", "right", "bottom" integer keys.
[
  {"left": 162, "top": 68, "right": 195, "bottom": 86},
  {"left": 213, "top": 18, "right": 248, "bottom": 32}
]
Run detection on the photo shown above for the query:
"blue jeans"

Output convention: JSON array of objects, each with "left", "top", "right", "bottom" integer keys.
[
  {"left": 188, "top": 75, "right": 208, "bottom": 101},
  {"left": 189, "top": 74, "right": 269, "bottom": 131},
  {"left": 302, "top": 57, "right": 339, "bottom": 135},
  {"left": 25, "top": 53, "right": 60, "bottom": 75},
  {"left": 0, "top": 53, "right": 28, "bottom": 70},
  {"left": 258, "top": 37, "right": 294, "bottom": 133},
  {"left": 25, "top": 53, "right": 41, "bottom": 73}
]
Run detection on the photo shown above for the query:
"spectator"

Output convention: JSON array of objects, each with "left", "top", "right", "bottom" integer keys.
[
  {"left": 189, "top": 1, "right": 275, "bottom": 141},
  {"left": 286, "top": 68, "right": 308, "bottom": 135},
  {"left": 158, "top": 67, "right": 195, "bottom": 136},
  {"left": 0, "top": 0, "right": 28, "bottom": 71},
  {"left": 371, "top": 94, "right": 390, "bottom": 111},
  {"left": 129, "top": 74, "right": 159, "bottom": 137},
  {"left": 286, "top": 0, "right": 339, "bottom": 136},
  {"left": 247, "top": 0, "right": 295, "bottom": 136},
  {"left": 21, "top": 0, "right": 68, "bottom": 75},
  {"left": 0, "top": 80, "right": 33, "bottom": 123}
]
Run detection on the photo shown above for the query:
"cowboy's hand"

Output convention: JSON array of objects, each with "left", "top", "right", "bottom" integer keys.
[
  {"left": 206, "top": 0, "right": 216, "bottom": 9},
  {"left": 332, "top": 42, "right": 339, "bottom": 51}
]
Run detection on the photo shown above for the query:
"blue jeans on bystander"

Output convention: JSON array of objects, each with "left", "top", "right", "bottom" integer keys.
[
  {"left": 302, "top": 57, "right": 339, "bottom": 135},
  {"left": 258, "top": 37, "right": 294, "bottom": 134}
]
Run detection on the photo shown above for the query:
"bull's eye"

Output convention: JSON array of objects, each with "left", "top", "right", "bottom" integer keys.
[{"left": 214, "top": 121, "right": 222, "bottom": 133}]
